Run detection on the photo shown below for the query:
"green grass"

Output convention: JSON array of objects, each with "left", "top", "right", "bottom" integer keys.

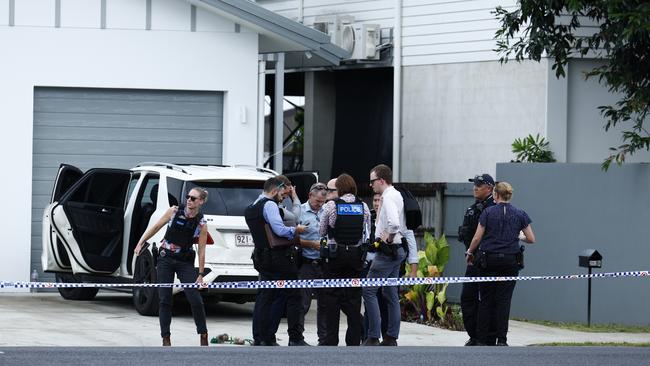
[
  {"left": 512, "top": 318, "right": 650, "bottom": 333},
  {"left": 533, "top": 342, "right": 650, "bottom": 347}
]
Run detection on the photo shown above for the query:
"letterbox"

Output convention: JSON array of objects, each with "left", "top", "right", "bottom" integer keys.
[{"left": 578, "top": 249, "right": 602, "bottom": 268}]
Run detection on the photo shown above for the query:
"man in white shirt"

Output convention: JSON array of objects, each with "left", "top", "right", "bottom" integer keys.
[{"left": 362, "top": 164, "right": 407, "bottom": 346}]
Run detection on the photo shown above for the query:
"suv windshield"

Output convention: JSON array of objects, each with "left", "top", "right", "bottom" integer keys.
[{"left": 185, "top": 180, "right": 264, "bottom": 216}]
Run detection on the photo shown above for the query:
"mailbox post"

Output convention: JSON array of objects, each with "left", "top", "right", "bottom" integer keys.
[{"left": 578, "top": 249, "right": 602, "bottom": 327}]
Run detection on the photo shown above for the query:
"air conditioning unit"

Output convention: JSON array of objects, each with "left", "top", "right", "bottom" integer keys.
[
  {"left": 350, "top": 23, "right": 381, "bottom": 60},
  {"left": 313, "top": 16, "right": 381, "bottom": 61}
]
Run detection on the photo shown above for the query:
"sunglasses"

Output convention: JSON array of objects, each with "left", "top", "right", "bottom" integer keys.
[
  {"left": 186, "top": 194, "right": 200, "bottom": 202},
  {"left": 310, "top": 183, "right": 327, "bottom": 191},
  {"left": 369, "top": 178, "right": 380, "bottom": 186}
]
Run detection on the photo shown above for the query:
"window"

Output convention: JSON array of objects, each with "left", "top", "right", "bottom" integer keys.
[
  {"left": 67, "top": 170, "right": 130, "bottom": 207},
  {"left": 125, "top": 173, "right": 142, "bottom": 208},
  {"left": 166, "top": 177, "right": 183, "bottom": 207},
  {"left": 185, "top": 180, "right": 264, "bottom": 216}
]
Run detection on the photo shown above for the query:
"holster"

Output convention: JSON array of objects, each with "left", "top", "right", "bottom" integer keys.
[
  {"left": 458, "top": 225, "right": 470, "bottom": 243},
  {"left": 379, "top": 241, "right": 398, "bottom": 259},
  {"left": 152, "top": 243, "right": 159, "bottom": 267},
  {"left": 516, "top": 250, "right": 524, "bottom": 270}
]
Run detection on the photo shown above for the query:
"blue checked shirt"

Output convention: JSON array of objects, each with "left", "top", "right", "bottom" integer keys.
[{"left": 299, "top": 202, "right": 322, "bottom": 259}]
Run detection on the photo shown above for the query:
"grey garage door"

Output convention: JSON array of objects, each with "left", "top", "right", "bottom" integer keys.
[{"left": 31, "top": 87, "right": 223, "bottom": 281}]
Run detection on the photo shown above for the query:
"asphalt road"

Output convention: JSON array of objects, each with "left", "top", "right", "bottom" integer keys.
[{"left": 1, "top": 347, "right": 649, "bottom": 366}]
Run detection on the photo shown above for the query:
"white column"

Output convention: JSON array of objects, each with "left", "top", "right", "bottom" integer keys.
[
  {"left": 273, "top": 52, "right": 285, "bottom": 173},
  {"left": 392, "top": 0, "right": 402, "bottom": 180}
]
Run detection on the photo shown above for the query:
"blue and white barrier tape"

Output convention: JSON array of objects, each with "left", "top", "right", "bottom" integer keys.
[{"left": 1, "top": 270, "right": 648, "bottom": 290}]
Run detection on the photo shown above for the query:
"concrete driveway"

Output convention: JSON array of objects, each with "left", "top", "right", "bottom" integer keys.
[{"left": 1, "top": 292, "right": 649, "bottom": 347}]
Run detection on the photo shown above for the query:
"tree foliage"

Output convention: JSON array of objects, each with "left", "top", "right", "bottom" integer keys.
[{"left": 494, "top": 1, "right": 650, "bottom": 170}]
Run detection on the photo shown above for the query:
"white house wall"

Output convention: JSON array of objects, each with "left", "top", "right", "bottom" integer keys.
[
  {"left": 257, "top": 0, "right": 515, "bottom": 65},
  {"left": 256, "top": 0, "right": 395, "bottom": 43},
  {"left": 0, "top": 0, "right": 258, "bottom": 285},
  {"left": 401, "top": 60, "right": 548, "bottom": 182},
  {"left": 401, "top": 0, "right": 516, "bottom": 66}
]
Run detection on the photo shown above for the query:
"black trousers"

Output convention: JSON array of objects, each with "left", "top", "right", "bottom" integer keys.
[
  {"left": 252, "top": 250, "right": 303, "bottom": 344},
  {"left": 460, "top": 264, "right": 480, "bottom": 340},
  {"left": 322, "top": 246, "right": 364, "bottom": 346},
  {"left": 461, "top": 264, "right": 498, "bottom": 343},
  {"left": 477, "top": 264, "right": 519, "bottom": 344},
  {"left": 157, "top": 254, "right": 207, "bottom": 338}
]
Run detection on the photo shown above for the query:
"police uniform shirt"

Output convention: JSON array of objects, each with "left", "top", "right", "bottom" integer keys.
[
  {"left": 299, "top": 201, "right": 322, "bottom": 259},
  {"left": 478, "top": 202, "right": 531, "bottom": 254},
  {"left": 460, "top": 195, "right": 495, "bottom": 246},
  {"left": 375, "top": 185, "right": 406, "bottom": 243},
  {"left": 319, "top": 193, "right": 371, "bottom": 245}
]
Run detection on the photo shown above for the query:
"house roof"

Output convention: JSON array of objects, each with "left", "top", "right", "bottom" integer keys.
[{"left": 188, "top": 0, "right": 349, "bottom": 66}]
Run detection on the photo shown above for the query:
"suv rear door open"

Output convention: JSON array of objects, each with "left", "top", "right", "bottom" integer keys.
[
  {"left": 42, "top": 164, "right": 84, "bottom": 272},
  {"left": 49, "top": 168, "right": 132, "bottom": 275}
]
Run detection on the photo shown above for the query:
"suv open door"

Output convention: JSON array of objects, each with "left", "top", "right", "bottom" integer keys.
[
  {"left": 42, "top": 164, "right": 83, "bottom": 272},
  {"left": 285, "top": 171, "right": 319, "bottom": 202},
  {"left": 48, "top": 168, "right": 132, "bottom": 275}
]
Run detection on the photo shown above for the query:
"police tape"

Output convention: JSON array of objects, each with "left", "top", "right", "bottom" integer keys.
[{"left": 1, "top": 270, "right": 648, "bottom": 290}]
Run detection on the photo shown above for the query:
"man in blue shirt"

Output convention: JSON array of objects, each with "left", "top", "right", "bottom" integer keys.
[
  {"left": 297, "top": 182, "right": 328, "bottom": 345},
  {"left": 245, "top": 177, "right": 308, "bottom": 346}
]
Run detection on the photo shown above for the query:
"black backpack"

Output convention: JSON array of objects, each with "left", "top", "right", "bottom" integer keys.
[{"left": 395, "top": 186, "right": 422, "bottom": 230}]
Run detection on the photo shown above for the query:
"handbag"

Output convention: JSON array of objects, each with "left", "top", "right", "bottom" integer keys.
[{"left": 264, "top": 224, "right": 300, "bottom": 248}]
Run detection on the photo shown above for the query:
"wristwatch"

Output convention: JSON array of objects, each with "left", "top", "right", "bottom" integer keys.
[
  {"left": 465, "top": 250, "right": 473, "bottom": 256},
  {"left": 198, "top": 271, "right": 205, "bottom": 276}
]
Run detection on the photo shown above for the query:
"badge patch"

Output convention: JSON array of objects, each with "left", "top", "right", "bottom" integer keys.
[{"left": 337, "top": 203, "right": 363, "bottom": 216}]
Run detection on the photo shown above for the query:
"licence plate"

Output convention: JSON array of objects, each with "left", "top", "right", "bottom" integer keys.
[{"left": 235, "top": 234, "right": 254, "bottom": 246}]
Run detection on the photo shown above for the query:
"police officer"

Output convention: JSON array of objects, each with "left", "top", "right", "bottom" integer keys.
[
  {"left": 245, "top": 177, "right": 308, "bottom": 346},
  {"left": 458, "top": 173, "right": 496, "bottom": 346},
  {"left": 134, "top": 187, "right": 210, "bottom": 347},
  {"left": 319, "top": 173, "right": 371, "bottom": 346},
  {"left": 465, "top": 181, "right": 535, "bottom": 346}
]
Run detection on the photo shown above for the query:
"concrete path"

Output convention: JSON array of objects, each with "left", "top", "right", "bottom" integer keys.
[{"left": 1, "top": 292, "right": 648, "bottom": 347}]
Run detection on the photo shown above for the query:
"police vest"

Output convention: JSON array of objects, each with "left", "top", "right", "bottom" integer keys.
[
  {"left": 328, "top": 198, "right": 364, "bottom": 244},
  {"left": 163, "top": 205, "right": 203, "bottom": 248},
  {"left": 459, "top": 195, "right": 495, "bottom": 247},
  {"left": 244, "top": 197, "right": 273, "bottom": 250}
]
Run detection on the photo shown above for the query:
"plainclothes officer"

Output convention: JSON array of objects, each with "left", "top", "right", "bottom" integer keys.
[
  {"left": 363, "top": 164, "right": 407, "bottom": 347},
  {"left": 297, "top": 182, "right": 328, "bottom": 344},
  {"left": 319, "top": 174, "right": 371, "bottom": 346},
  {"left": 260, "top": 175, "right": 303, "bottom": 344},
  {"left": 326, "top": 178, "right": 338, "bottom": 201},
  {"left": 362, "top": 192, "right": 388, "bottom": 341},
  {"left": 245, "top": 177, "right": 308, "bottom": 346},
  {"left": 458, "top": 173, "right": 496, "bottom": 346},
  {"left": 465, "top": 182, "right": 535, "bottom": 346},
  {"left": 134, "top": 187, "right": 210, "bottom": 347}
]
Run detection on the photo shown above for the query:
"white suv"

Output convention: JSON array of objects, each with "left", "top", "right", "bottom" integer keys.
[{"left": 41, "top": 162, "right": 315, "bottom": 315}]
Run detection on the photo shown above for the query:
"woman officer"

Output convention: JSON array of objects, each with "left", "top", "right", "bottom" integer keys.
[
  {"left": 465, "top": 181, "right": 535, "bottom": 346},
  {"left": 134, "top": 187, "right": 210, "bottom": 347},
  {"left": 319, "top": 173, "right": 371, "bottom": 346}
]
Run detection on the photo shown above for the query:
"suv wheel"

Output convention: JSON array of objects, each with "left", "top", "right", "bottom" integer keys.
[
  {"left": 55, "top": 273, "right": 99, "bottom": 301},
  {"left": 133, "top": 250, "right": 159, "bottom": 316}
]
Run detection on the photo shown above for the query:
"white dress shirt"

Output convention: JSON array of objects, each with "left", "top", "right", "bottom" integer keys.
[{"left": 375, "top": 185, "right": 406, "bottom": 244}]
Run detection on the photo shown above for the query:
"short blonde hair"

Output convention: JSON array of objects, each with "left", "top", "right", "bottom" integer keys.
[{"left": 494, "top": 181, "right": 513, "bottom": 201}]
